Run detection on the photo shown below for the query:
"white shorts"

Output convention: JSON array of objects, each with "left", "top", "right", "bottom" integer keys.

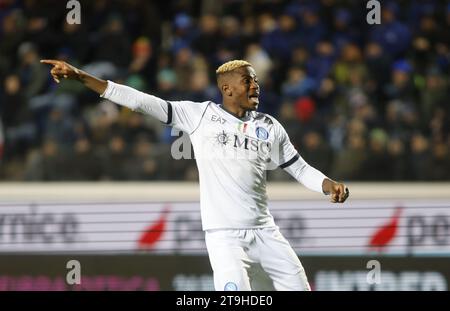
[{"left": 205, "top": 227, "right": 311, "bottom": 291}]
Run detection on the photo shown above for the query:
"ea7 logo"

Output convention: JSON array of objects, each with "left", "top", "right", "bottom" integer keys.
[
  {"left": 66, "top": 0, "right": 81, "bottom": 25},
  {"left": 366, "top": 0, "right": 381, "bottom": 25},
  {"left": 211, "top": 115, "right": 226, "bottom": 124}
]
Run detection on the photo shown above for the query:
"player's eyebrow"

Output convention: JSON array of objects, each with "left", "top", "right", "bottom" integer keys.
[{"left": 240, "top": 73, "right": 256, "bottom": 80}]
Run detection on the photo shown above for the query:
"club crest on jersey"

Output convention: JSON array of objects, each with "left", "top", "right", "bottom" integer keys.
[
  {"left": 255, "top": 127, "right": 269, "bottom": 140},
  {"left": 224, "top": 282, "right": 238, "bottom": 291}
]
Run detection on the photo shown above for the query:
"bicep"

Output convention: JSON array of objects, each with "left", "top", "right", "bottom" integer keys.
[
  {"left": 168, "top": 101, "right": 210, "bottom": 134},
  {"left": 270, "top": 122, "right": 298, "bottom": 167}
]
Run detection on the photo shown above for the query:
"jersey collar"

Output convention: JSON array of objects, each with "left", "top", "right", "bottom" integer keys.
[{"left": 218, "top": 104, "right": 252, "bottom": 122}]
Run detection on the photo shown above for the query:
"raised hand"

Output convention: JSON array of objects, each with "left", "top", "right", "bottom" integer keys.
[
  {"left": 40, "top": 59, "right": 81, "bottom": 83},
  {"left": 40, "top": 59, "right": 107, "bottom": 94}
]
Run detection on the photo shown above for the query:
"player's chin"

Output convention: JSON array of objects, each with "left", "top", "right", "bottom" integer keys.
[{"left": 247, "top": 100, "right": 259, "bottom": 110}]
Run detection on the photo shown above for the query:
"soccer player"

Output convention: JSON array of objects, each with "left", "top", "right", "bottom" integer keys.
[{"left": 41, "top": 59, "right": 349, "bottom": 291}]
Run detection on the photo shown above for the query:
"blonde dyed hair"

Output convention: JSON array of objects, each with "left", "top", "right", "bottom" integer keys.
[{"left": 216, "top": 60, "right": 252, "bottom": 75}]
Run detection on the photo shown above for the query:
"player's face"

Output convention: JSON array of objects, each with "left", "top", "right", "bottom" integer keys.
[{"left": 231, "top": 66, "right": 260, "bottom": 111}]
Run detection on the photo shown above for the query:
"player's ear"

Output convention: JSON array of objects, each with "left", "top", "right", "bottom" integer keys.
[{"left": 222, "top": 84, "right": 232, "bottom": 96}]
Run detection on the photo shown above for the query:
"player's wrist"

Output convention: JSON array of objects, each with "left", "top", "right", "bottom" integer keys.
[
  {"left": 74, "top": 68, "right": 86, "bottom": 82},
  {"left": 322, "top": 178, "right": 333, "bottom": 195}
]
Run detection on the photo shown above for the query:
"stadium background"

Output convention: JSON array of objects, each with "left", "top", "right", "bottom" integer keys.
[{"left": 0, "top": 0, "right": 449, "bottom": 291}]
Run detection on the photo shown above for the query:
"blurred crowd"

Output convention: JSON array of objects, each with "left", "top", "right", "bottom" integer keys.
[{"left": 0, "top": 0, "right": 449, "bottom": 182}]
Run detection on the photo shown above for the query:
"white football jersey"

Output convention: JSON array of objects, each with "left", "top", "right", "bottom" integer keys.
[
  {"left": 167, "top": 100, "right": 302, "bottom": 230},
  {"left": 101, "top": 81, "right": 327, "bottom": 230}
]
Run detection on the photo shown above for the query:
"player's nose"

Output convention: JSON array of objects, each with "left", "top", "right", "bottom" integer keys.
[{"left": 250, "top": 80, "right": 259, "bottom": 90}]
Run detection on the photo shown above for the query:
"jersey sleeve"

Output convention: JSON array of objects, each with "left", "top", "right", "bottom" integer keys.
[
  {"left": 270, "top": 117, "right": 299, "bottom": 167},
  {"left": 167, "top": 100, "right": 210, "bottom": 134},
  {"left": 101, "top": 80, "right": 209, "bottom": 133},
  {"left": 271, "top": 117, "right": 327, "bottom": 194}
]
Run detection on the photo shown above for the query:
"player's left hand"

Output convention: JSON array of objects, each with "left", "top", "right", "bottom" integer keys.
[{"left": 330, "top": 182, "right": 349, "bottom": 203}]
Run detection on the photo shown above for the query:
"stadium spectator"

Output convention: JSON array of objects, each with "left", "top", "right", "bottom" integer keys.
[{"left": 0, "top": 0, "right": 448, "bottom": 182}]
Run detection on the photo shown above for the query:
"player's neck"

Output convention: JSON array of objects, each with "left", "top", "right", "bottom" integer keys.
[{"left": 221, "top": 102, "right": 247, "bottom": 119}]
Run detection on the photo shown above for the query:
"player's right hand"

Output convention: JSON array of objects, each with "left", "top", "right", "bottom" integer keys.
[{"left": 40, "top": 59, "right": 81, "bottom": 83}]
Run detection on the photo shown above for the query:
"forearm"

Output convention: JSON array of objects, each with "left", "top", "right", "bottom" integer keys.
[
  {"left": 43, "top": 59, "right": 108, "bottom": 94},
  {"left": 283, "top": 158, "right": 328, "bottom": 194},
  {"left": 40, "top": 59, "right": 167, "bottom": 118},
  {"left": 76, "top": 70, "right": 108, "bottom": 95},
  {"left": 321, "top": 178, "right": 335, "bottom": 195}
]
